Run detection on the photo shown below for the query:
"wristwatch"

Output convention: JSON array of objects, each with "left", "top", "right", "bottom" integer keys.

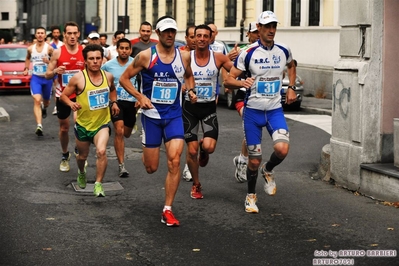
[{"left": 288, "top": 85, "right": 296, "bottom": 91}]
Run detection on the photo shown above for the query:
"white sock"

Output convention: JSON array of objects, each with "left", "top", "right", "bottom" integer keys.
[
  {"left": 240, "top": 154, "right": 248, "bottom": 163},
  {"left": 163, "top": 206, "right": 172, "bottom": 212},
  {"left": 37, "top": 123, "right": 42, "bottom": 127}
]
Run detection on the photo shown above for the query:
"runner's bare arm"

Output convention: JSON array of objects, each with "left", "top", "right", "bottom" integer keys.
[
  {"left": 23, "top": 46, "right": 32, "bottom": 76},
  {"left": 59, "top": 72, "right": 82, "bottom": 111},
  {"left": 106, "top": 72, "right": 120, "bottom": 116},
  {"left": 44, "top": 49, "right": 60, "bottom": 79},
  {"left": 181, "top": 52, "right": 197, "bottom": 103},
  {"left": 224, "top": 66, "right": 254, "bottom": 90},
  {"left": 120, "top": 50, "right": 153, "bottom": 109}
]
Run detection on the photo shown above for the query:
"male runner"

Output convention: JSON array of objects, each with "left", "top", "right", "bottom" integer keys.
[
  {"left": 60, "top": 44, "right": 119, "bottom": 197},
  {"left": 101, "top": 38, "right": 138, "bottom": 177},
  {"left": 24, "top": 26, "right": 54, "bottom": 136},
  {"left": 45, "top": 21, "right": 85, "bottom": 172},
  {"left": 120, "top": 16, "right": 197, "bottom": 227},
  {"left": 182, "top": 24, "right": 233, "bottom": 199},
  {"left": 224, "top": 11, "right": 297, "bottom": 213}
]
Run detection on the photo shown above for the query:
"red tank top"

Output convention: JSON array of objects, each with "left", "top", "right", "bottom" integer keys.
[{"left": 56, "top": 45, "right": 85, "bottom": 99}]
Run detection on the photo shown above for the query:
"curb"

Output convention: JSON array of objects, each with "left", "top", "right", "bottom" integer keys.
[
  {"left": 301, "top": 106, "right": 332, "bottom": 116},
  {"left": 0, "top": 107, "right": 10, "bottom": 122}
]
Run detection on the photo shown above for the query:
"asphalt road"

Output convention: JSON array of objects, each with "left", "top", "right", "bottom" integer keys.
[{"left": 0, "top": 92, "right": 397, "bottom": 266}]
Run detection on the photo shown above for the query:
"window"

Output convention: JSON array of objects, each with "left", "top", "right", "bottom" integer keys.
[
  {"left": 140, "top": 0, "right": 146, "bottom": 23},
  {"left": 187, "top": 0, "right": 195, "bottom": 27},
  {"left": 225, "top": 0, "right": 236, "bottom": 27},
  {"left": 153, "top": 0, "right": 159, "bottom": 27},
  {"left": 262, "top": 0, "right": 274, "bottom": 11},
  {"left": 309, "top": 0, "right": 320, "bottom": 26},
  {"left": 166, "top": 0, "right": 174, "bottom": 17},
  {"left": 204, "top": 0, "right": 214, "bottom": 24},
  {"left": 1, "top": 12, "right": 9, "bottom": 21},
  {"left": 291, "top": 0, "right": 301, "bottom": 26}
]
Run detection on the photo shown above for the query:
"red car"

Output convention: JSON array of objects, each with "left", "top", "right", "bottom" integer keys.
[{"left": 0, "top": 44, "right": 31, "bottom": 90}]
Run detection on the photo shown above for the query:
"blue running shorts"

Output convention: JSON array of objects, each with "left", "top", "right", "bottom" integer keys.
[
  {"left": 243, "top": 107, "right": 289, "bottom": 148},
  {"left": 30, "top": 75, "right": 53, "bottom": 100},
  {"left": 141, "top": 115, "right": 184, "bottom": 148}
]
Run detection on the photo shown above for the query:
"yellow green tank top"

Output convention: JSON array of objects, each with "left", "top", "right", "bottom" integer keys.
[{"left": 76, "top": 69, "right": 111, "bottom": 131}]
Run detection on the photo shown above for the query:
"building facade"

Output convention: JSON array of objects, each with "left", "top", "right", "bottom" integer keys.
[
  {"left": 331, "top": 0, "right": 399, "bottom": 202},
  {"left": 98, "top": 0, "right": 341, "bottom": 99}
]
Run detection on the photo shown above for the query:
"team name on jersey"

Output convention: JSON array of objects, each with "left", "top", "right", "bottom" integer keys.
[
  {"left": 254, "top": 55, "right": 282, "bottom": 65},
  {"left": 193, "top": 68, "right": 217, "bottom": 77}
]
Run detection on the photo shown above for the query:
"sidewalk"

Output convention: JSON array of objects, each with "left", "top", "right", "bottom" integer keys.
[{"left": 301, "top": 96, "right": 332, "bottom": 116}]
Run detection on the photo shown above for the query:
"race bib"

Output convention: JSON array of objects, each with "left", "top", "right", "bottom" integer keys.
[
  {"left": 195, "top": 81, "right": 214, "bottom": 101},
  {"left": 33, "top": 63, "right": 47, "bottom": 75},
  {"left": 151, "top": 81, "right": 178, "bottom": 104},
  {"left": 62, "top": 70, "right": 80, "bottom": 87},
  {"left": 116, "top": 83, "right": 136, "bottom": 102},
  {"left": 87, "top": 88, "right": 109, "bottom": 110},
  {"left": 256, "top": 77, "right": 280, "bottom": 98}
]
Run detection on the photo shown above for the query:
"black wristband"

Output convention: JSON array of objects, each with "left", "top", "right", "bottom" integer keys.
[
  {"left": 109, "top": 100, "right": 117, "bottom": 107},
  {"left": 188, "top": 88, "right": 196, "bottom": 94}
]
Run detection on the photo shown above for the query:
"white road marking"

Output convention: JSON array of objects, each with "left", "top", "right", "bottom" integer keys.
[{"left": 285, "top": 114, "right": 332, "bottom": 135}]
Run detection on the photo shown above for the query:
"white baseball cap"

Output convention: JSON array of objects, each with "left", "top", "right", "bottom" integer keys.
[
  {"left": 88, "top": 32, "right": 100, "bottom": 39},
  {"left": 156, "top": 18, "right": 178, "bottom": 32},
  {"left": 248, "top": 22, "right": 258, "bottom": 32},
  {"left": 257, "top": 11, "right": 278, "bottom": 25}
]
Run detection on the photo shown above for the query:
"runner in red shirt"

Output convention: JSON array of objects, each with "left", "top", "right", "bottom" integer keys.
[{"left": 45, "top": 21, "right": 85, "bottom": 172}]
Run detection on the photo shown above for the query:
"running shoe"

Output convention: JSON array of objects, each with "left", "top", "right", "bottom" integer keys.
[
  {"left": 161, "top": 210, "right": 180, "bottom": 227},
  {"left": 41, "top": 102, "right": 47, "bottom": 119},
  {"left": 190, "top": 183, "right": 203, "bottom": 199},
  {"left": 245, "top": 193, "right": 259, "bottom": 213},
  {"left": 52, "top": 106, "right": 57, "bottom": 115},
  {"left": 59, "top": 153, "right": 71, "bottom": 172},
  {"left": 198, "top": 139, "right": 209, "bottom": 167},
  {"left": 77, "top": 171, "right": 87, "bottom": 189},
  {"left": 261, "top": 163, "right": 276, "bottom": 196},
  {"left": 94, "top": 182, "right": 105, "bottom": 197},
  {"left": 182, "top": 164, "right": 192, "bottom": 182},
  {"left": 119, "top": 163, "right": 129, "bottom": 177},
  {"left": 233, "top": 156, "right": 247, "bottom": 183},
  {"left": 35, "top": 126, "right": 43, "bottom": 136}
]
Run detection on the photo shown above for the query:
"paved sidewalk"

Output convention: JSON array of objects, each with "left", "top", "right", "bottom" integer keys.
[{"left": 301, "top": 96, "right": 332, "bottom": 116}]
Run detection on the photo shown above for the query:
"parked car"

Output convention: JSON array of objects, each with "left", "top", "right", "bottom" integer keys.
[
  {"left": 174, "top": 39, "right": 186, "bottom": 48},
  {"left": 217, "top": 41, "right": 303, "bottom": 110},
  {"left": 0, "top": 44, "right": 31, "bottom": 90}
]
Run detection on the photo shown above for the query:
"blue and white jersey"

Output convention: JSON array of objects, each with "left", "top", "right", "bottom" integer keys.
[
  {"left": 234, "top": 40, "right": 293, "bottom": 111},
  {"left": 141, "top": 46, "right": 185, "bottom": 119},
  {"left": 31, "top": 43, "right": 50, "bottom": 77},
  {"left": 101, "top": 56, "right": 137, "bottom": 102},
  {"left": 186, "top": 50, "right": 219, "bottom": 103},
  {"left": 50, "top": 40, "right": 63, "bottom": 49},
  {"left": 209, "top": 40, "right": 226, "bottom": 54}
]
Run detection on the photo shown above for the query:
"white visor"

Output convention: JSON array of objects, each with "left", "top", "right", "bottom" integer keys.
[{"left": 156, "top": 18, "right": 178, "bottom": 32}]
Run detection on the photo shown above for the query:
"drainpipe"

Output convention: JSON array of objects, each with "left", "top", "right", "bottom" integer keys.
[{"left": 240, "top": 0, "right": 246, "bottom": 41}]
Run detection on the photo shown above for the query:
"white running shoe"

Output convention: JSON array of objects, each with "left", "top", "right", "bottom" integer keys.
[
  {"left": 261, "top": 163, "right": 276, "bottom": 196},
  {"left": 245, "top": 193, "right": 259, "bottom": 213},
  {"left": 60, "top": 153, "right": 71, "bottom": 172},
  {"left": 182, "top": 164, "right": 192, "bottom": 182},
  {"left": 233, "top": 156, "right": 247, "bottom": 183},
  {"left": 119, "top": 163, "right": 129, "bottom": 178}
]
